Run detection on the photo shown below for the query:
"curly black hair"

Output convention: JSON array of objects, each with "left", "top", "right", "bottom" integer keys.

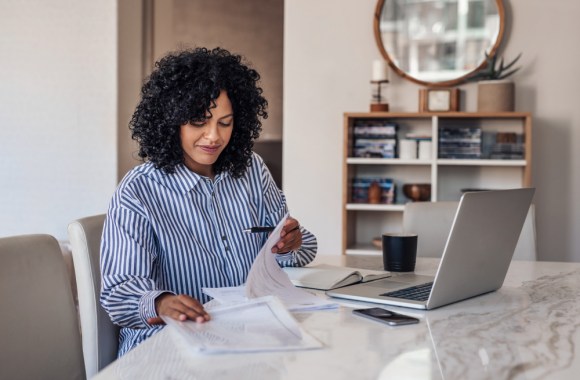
[{"left": 130, "top": 47, "right": 268, "bottom": 177}]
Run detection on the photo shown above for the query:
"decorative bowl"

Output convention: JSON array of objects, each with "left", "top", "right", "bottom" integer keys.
[{"left": 403, "top": 183, "right": 431, "bottom": 202}]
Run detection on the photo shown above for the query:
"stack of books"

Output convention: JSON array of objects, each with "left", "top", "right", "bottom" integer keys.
[
  {"left": 438, "top": 127, "right": 482, "bottom": 159},
  {"left": 490, "top": 132, "right": 524, "bottom": 159},
  {"left": 351, "top": 177, "right": 396, "bottom": 204},
  {"left": 352, "top": 120, "right": 398, "bottom": 158}
]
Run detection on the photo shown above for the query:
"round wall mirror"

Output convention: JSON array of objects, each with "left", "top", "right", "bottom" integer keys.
[{"left": 374, "top": 0, "right": 505, "bottom": 87}]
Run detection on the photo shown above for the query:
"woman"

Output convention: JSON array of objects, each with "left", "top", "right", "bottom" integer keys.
[{"left": 100, "top": 47, "right": 317, "bottom": 356}]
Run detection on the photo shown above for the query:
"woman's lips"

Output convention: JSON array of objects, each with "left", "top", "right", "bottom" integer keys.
[{"left": 198, "top": 145, "right": 220, "bottom": 154}]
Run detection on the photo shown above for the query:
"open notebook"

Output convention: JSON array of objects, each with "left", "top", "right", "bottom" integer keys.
[{"left": 283, "top": 264, "right": 391, "bottom": 291}]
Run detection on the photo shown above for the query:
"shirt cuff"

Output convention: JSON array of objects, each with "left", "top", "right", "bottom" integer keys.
[
  {"left": 140, "top": 290, "right": 175, "bottom": 325},
  {"left": 275, "top": 251, "right": 296, "bottom": 265}
]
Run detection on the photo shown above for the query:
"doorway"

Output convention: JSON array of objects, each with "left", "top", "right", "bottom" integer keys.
[{"left": 149, "top": 0, "right": 284, "bottom": 187}]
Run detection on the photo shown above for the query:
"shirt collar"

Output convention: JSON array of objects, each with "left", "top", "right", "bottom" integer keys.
[{"left": 145, "top": 162, "right": 227, "bottom": 195}]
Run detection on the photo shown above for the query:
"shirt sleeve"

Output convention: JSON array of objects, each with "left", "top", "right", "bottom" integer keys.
[
  {"left": 275, "top": 224, "right": 318, "bottom": 268},
  {"left": 255, "top": 154, "right": 317, "bottom": 267},
  {"left": 100, "top": 198, "right": 173, "bottom": 329}
]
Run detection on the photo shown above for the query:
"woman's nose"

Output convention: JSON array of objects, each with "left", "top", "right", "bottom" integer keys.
[{"left": 203, "top": 123, "right": 220, "bottom": 141}]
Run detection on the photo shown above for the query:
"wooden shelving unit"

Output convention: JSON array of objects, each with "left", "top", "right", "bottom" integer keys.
[{"left": 342, "top": 112, "right": 532, "bottom": 255}]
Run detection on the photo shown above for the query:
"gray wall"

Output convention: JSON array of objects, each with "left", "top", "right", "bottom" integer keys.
[{"left": 284, "top": 0, "right": 580, "bottom": 261}]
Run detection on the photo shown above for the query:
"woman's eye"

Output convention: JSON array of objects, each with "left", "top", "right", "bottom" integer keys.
[
  {"left": 219, "top": 121, "right": 232, "bottom": 127},
  {"left": 191, "top": 121, "right": 206, "bottom": 127}
]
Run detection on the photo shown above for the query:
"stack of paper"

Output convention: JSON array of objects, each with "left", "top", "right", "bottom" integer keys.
[
  {"left": 243, "top": 213, "right": 337, "bottom": 310},
  {"left": 163, "top": 297, "right": 322, "bottom": 353},
  {"left": 166, "top": 213, "right": 334, "bottom": 353},
  {"left": 203, "top": 284, "right": 336, "bottom": 312}
]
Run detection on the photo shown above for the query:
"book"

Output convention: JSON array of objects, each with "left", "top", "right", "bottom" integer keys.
[
  {"left": 282, "top": 264, "right": 391, "bottom": 291},
  {"left": 353, "top": 120, "right": 398, "bottom": 158},
  {"left": 438, "top": 127, "right": 482, "bottom": 159},
  {"left": 351, "top": 177, "right": 396, "bottom": 204}
]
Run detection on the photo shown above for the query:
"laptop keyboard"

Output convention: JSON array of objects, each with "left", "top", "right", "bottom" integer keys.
[{"left": 380, "top": 282, "right": 434, "bottom": 301}]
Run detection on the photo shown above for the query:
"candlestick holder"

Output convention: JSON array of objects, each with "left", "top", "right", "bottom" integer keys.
[{"left": 370, "top": 79, "right": 389, "bottom": 112}]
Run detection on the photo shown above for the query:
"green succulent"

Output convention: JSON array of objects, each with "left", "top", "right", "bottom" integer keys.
[{"left": 468, "top": 52, "right": 522, "bottom": 81}]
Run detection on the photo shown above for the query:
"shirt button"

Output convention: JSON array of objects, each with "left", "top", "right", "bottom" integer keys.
[{"left": 221, "top": 235, "right": 227, "bottom": 240}]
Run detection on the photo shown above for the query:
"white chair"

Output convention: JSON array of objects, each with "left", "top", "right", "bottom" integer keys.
[
  {"left": 402, "top": 201, "right": 458, "bottom": 258},
  {"left": 68, "top": 214, "right": 119, "bottom": 378},
  {"left": 402, "top": 202, "right": 537, "bottom": 260},
  {"left": 513, "top": 205, "right": 537, "bottom": 260},
  {"left": 0, "top": 234, "right": 86, "bottom": 379}
]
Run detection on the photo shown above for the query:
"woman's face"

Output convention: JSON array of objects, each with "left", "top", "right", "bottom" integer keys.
[{"left": 180, "top": 90, "right": 233, "bottom": 177}]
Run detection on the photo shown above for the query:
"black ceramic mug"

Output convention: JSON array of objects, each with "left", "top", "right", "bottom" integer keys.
[{"left": 382, "top": 233, "right": 418, "bottom": 272}]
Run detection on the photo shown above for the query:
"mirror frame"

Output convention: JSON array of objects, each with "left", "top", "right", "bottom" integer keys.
[{"left": 373, "top": 0, "right": 505, "bottom": 87}]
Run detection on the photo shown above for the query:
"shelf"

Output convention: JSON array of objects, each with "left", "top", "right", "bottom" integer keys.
[
  {"left": 347, "top": 158, "right": 431, "bottom": 165},
  {"left": 348, "top": 158, "right": 525, "bottom": 167},
  {"left": 346, "top": 204, "right": 405, "bottom": 211},
  {"left": 344, "top": 111, "right": 531, "bottom": 119},
  {"left": 342, "top": 111, "right": 532, "bottom": 256},
  {"left": 437, "top": 159, "right": 526, "bottom": 167},
  {"left": 345, "top": 244, "right": 382, "bottom": 256}
]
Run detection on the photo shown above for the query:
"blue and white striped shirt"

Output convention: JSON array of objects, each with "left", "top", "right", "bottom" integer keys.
[{"left": 100, "top": 153, "right": 317, "bottom": 356}]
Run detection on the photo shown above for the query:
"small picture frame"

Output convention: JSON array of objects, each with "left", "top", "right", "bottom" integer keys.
[{"left": 419, "top": 88, "right": 460, "bottom": 112}]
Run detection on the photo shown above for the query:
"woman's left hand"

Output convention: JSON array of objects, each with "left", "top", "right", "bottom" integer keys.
[{"left": 271, "top": 217, "right": 302, "bottom": 254}]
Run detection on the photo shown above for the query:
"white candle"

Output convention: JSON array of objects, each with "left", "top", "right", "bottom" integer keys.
[
  {"left": 372, "top": 59, "right": 389, "bottom": 81},
  {"left": 399, "top": 139, "right": 417, "bottom": 160}
]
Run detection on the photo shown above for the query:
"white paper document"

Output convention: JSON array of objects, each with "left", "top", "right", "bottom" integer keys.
[
  {"left": 244, "top": 213, "right": 337, "bottom": 310},
  {"left": 163, "top": 296, "right": 323, "bottom": 353},
  {"left": 166, "top": 213, "right": 333, "bottom": 354},
  {"left": 203, "top": 284, "right": 336, "bottom": 312},
  {"left": 205, "top": 212, "right": 337, "bottom": 312}
]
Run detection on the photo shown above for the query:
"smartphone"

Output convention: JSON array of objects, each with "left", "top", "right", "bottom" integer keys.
[{"left": 352, "top": 307, "right": 420, "bottom": 326}]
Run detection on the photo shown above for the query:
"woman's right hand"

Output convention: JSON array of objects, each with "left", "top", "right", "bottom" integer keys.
[{"left": 147, "top": 293, "right": 211, "bottom": 325}]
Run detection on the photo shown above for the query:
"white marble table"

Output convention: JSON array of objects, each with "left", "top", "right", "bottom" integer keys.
[{"left": 93, "top": 256, "right": 580, "bottom": 380}]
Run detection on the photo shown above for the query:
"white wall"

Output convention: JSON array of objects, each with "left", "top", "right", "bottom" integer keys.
[
  {"left": 1, "top": 0, "right": 577, "bottom": 260},
  {"left": 284, "top": 0, "right": 580, "bottom": 261},
  {"left": 0, "top": 0, "right": 117, "bottom": 241},
  {"left": 284, "top": 0, "right": 378, "bottom": 256}
]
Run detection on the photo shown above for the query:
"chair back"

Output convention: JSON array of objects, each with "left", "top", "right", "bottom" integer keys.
[
  {"left": 403, "top": 201, "right": 458, "bottom": 258},
  {"left": 403, "top": 201, "right": 537, "bottom": 260},
  {"left": 0, "top": 234, "right": 86, "bottom": 380},
  {"left": 512, "top": 205, "right": 537, "bottom": 260},
  {"left": 68, "top": 214, "right": 119, "bottom": 378}
]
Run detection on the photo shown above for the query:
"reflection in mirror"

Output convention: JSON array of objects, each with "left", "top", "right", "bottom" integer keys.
[{"left": 375, "top": 0, "right": 504, "bottom": 86}]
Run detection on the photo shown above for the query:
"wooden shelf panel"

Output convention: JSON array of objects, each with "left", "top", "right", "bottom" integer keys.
[
  {"left": 344, "top": 111, "right": 531, "bottom": 119},
  {"left": 347, "top": 158, "right": 526, "bottom": 167},
  {"left": 346, "top": 204, "right": 405, "bottom": 211},
  {"left": 347, "top": 158, "right": 431, "bottom": 165},
  {"left": 437, "top": 159, "right": 526, "bottom": 167}
]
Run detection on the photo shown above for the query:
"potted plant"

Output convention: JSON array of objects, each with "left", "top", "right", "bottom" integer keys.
[{"left": 469, "top": 52, "right": 522, "bottom": 112}]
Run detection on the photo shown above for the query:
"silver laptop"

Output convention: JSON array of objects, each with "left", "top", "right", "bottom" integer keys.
[{"left": 327, "top": 188, "right": 535, "bottom": 310}]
